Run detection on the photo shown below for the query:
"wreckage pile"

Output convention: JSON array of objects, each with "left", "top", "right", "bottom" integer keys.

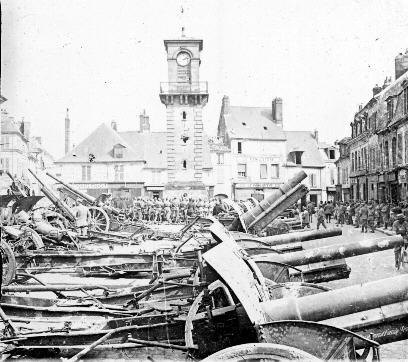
[{"left": 0, "top": 170, "right": 407, "bottom": 360}]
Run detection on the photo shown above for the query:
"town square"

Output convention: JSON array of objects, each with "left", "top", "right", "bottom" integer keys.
[{"left": 0, "top": 0, "right": 407, "bottom": 360}]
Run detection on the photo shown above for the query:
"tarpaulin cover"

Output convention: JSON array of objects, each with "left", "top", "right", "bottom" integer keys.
[
  {"left": 0, "top": 195, "right": 20, "bottom": 207},
  {"left": 12, "top": 196, "right": 44, "bottom": 213}
]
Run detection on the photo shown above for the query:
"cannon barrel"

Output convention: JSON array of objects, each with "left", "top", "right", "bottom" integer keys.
[
  {"left": 261, "top": 274, "right": 408, "bottom": 322},
  {"left": 46, "top": 172, "right": 96, "bottom": 204},
  {"left": 253, "top": 235, "right": 403, "bottom": 266},
  {"left": 234, "top": 228, "right": 342, "bottom": 247},
  {"left": 229, "top": 171, "right": 308, "bottom": 233},
  {"left": 28, "top": 169, "right": 76, "bottom": 223},
  {"left": 5, "top": 171, "right": 28, "bottom": 197}
]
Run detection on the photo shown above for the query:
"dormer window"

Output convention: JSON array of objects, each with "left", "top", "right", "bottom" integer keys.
[
  {"left": 113, "top": 144, "right": 125, "bottom": 158},
  {"left": 289, "top": 150, "right": 303, "bottom": 165}
]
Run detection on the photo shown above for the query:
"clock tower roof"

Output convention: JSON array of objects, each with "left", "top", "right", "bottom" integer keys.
[{"left": 163, "top": 38, "right": 203, "bottom": 52}]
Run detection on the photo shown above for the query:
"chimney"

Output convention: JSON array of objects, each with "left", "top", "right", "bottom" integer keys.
[
  {"left": 358, "top": 104, "right": 363, "bottom": 111},
  {"left": 64, "top": 108, "right": 70, "bottom": 155},
  {"left": 395, "top": 49, "right": 408, "bottom": 80},
  {"left": 111, "top": 120, "right": 117, "bottom": 131},
  {"left": 382, "top": 76, "right": 391, "bottom": 90},
  {"left": 139, "top": 110, "right": 150, "bottom": 133},
  {"left": 372, "top": 84, "right": 382, "bottom": 97},
  {"left": 222, "top": 95, "right": 230, "bottom": 114},
  {"left": 272, "top": 97, "right": 283, "bottom": 127},
  {"left": 313, "top": 129, "right": 319, "bottom": 143}
]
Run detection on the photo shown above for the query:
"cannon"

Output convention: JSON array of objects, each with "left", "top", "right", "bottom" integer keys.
[
  {"left": 189, "top": 223, "right": 408, "bottom": 359},
  {"left": 1, "top": 221, "right": 407, "bottom": 360},
  {"left": 229, "top": 171, "right": 308, "bottom": 234},
  {"left": 46, "top": 172, "right": 119, "bottom": 232},
  {"left": 28, "top": 169, "right": 76, "bottom": 225},
  {"left": 5, "top": 171, "right": 29, "bottom": 197}
]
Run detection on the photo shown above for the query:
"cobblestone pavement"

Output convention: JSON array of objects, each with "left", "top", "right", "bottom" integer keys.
[{"left": 304, "top": 218, "right": 408, "bottom": 360}]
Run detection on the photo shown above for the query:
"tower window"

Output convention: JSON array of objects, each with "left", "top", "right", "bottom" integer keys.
[
  {"left": 263, "top": 126, "right": 268, "bottom": 130},
  {"left": 182, "top": 160, "right": 187, "bottom": 169},
  {"left": 238, "top": 142, "right": 242, "bottom": 154},
  {"left": 329, "top": 150, "right": 335, "bottom": 159},
  {"left": 242, "top": 122, "right": 246, "bottom": 126},
  {"left": 182, "top": 111, "right": 187, "bottom": 120}
]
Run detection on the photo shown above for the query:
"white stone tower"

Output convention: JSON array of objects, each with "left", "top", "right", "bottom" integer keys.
[{"left": 159, "top": 30, "right": 209, "bottom": 195}]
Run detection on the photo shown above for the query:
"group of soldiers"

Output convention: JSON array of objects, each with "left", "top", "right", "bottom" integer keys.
[
  {"left": 129, "top": 197, "right": 223, "bottom": 224},
  {"left": 302, "top": 199, "right": 408, "bottom": 269}
]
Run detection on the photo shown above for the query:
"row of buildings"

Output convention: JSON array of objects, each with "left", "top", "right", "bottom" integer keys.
[
  {"left": 52, "top": 33, "right": 338, "bottom": 204},
  {"left": 336, "top": 49, "right": 408, "bottom": 203},
  {"left": 1, "top": 32, "right": 339, "bottom": 204},
  {"left": 0, "top": 97, "right": 54, "bottom": 194}
]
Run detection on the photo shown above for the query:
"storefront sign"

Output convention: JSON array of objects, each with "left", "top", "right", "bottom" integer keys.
[
  {"left": 350, "top": 178, "right": 357, "bottom": 184},
  {"left": 235, "top": 182, "right": 282, "bottom": 189},
  {"left": 74, "top": 183, "right": 108, "bottom": 190},
  {"left": 399, "top": 169, "right": 407, "bottom": 183}
]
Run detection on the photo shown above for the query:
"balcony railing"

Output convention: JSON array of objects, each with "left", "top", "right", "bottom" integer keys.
[{"left": 160, "top": 82, "right": 208, "bottom": 94}]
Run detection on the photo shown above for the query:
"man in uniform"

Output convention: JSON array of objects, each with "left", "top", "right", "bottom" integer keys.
[
  {"left": 359, "top": 202, "right": 368, "bottom": 233},
  {"left": 367, "top": 201, "right": 375, "bottom": 233},
  {"left": 392, "top": 213, "right": 408, "bottom": 269},
  {"left": 171, "top": 197, "right": 180, "bottom": 223},
  {"left": 316, "top": 206, "right": 327, "bottom": 230},
  {"left": 72, "top": 199, "right": 90, "bottom": 236},
  {"left": 163, "top": 197, "right": 172, "bottom": 223},
  {"left": 381, "top": 201, "right": 390, "bottom": 229},
  {"left": 354, "top": 202, "right": 361, "bottom": 229}
]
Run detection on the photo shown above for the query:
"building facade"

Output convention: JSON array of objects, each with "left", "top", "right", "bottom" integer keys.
[
  {"left": 348, "top": 50, "right": 408, "bottom": 202},
  {"left": 0, "top": 109, "right": 54, "bottom": 194},
  {"left": 217, "top": 96, "right": 327, "bottom": 203},
  {"left": 335, "top": 137, "right": 351, "bottom": 202}
]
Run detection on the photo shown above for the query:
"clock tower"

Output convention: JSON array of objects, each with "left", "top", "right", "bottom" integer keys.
[{"left": 160, "top": 31, "right": 209, "bottom": 196}]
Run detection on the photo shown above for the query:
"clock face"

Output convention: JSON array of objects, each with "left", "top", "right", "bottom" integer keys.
[{"left": 177, "top": 51, "right": 191, "bottom": 66}]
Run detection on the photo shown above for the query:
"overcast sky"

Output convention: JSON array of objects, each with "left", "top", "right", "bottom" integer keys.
[{"left": 2, "top": 0, "right": 408, "bottom": 159}]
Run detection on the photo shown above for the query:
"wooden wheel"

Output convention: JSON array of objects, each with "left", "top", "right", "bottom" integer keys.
[
  {"left": 1, "top": 240, "right": 16, "bottom": 286},
  {"left": 201, "top": 343, "right": 320, "bottom": 361},
  {"left": 13, "top": 226, "right": 44, "bottom": 253},
  {"left": 88, "top": 206, "right": 110, "bottom": 232}
]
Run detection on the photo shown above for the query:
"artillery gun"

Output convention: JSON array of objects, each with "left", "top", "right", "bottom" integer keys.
[
  {"left": 1, "top": 221, "right": 407, "bottom": 360},
  {"left": 46, "top": 172, "right": 124, "bottom": 232}
]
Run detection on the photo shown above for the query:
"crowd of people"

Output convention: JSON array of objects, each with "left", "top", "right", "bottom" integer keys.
[
  {"left": 125, "top": 196, "right": 227, "bottom": 224},
  {"left": 294, "top": 199, "right": 408, "bottom": 268}
]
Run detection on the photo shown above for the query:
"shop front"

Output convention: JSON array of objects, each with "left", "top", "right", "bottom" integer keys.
[
  {"left": 233, "top": 182, "right": 283, "bottom": 202},
  {"left": 341, "top": 185, "right": 350, "bottom": 202},
  {"left": 326, "top": 186, "right": 336, "bottom": 202},
  {"left": 72, "top": 182, "right": 144, "bottom": 206},
  {"left": 308, "top": 189, "right": 322, "bottom": 205},
  {"left": 367, "top": 175, "right": 378, "bottom": 201},
  {"left": 398, "top": 169, "right": 407, "bottom": 201},
  {"left": 387, "top": 171, "right": 398, "bottom": 202},
  {"left": 145, "top": 185, "right": 165, "bottom": 199},
  {"left": 377, "top": 174, "right": 386, "bottom": 202}
]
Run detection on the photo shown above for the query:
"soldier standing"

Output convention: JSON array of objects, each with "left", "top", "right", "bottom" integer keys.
[
  {"left": 359, "top": 202, "right": 368, "bottom": 233},
  {"left": 354, "top": 202, "right": 361, "bottom": 228},
  {"left": 381, "top": 201, "right": 390, "bottom": 229},
  {"left": 367, "top": 202, "right": 375, "bottom": 233},
  {"left": 392, "top": 213, "right": 408, "bottom": 269},
  {"left": 316, "top": 206, "right": 327, "bottom": 230}
]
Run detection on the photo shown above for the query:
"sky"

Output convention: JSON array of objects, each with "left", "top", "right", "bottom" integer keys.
[{"left": 1, "top": 0, "right": 408, "bottom": 159}]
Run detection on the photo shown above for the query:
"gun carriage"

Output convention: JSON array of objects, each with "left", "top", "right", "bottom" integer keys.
[{"left": 0, "top": 221, "right": 407, "bottom": 360}]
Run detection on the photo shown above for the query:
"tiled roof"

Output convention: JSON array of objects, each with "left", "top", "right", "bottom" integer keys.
[
  {"left": 285, "top": 131, "right": 325, "bottom": 168},
  {"left": 225, "top": 106, "right": 286, "bottom": 140},
  {"left": 56, "top": 123, "right": 144, "bottom": 163},
  {"left": 56, "top": 123, "right": 213, "bottom": 169},
  {"left": 120, "top": 131, "right": 167, "bottom": 169}
]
